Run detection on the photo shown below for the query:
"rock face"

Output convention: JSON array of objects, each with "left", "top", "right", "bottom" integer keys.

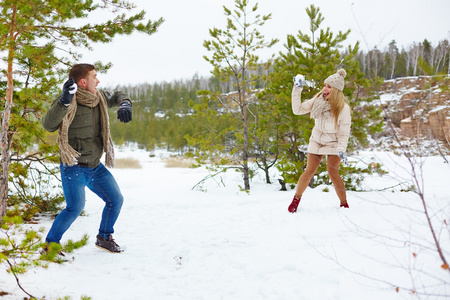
[{"left": 380, "top": 76, "right": 450, "bottom": 142}]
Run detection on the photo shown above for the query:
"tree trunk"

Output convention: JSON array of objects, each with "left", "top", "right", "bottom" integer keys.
[
  {"left": 278, "top": 179, "right": 287, "bottom": 191},
  {"left": 264, "top": 167, "right": 271, "bottom": 184},
  {"left": 261, "top": 157, "right": 271, "bottom": 184},
  {"left": 242, "top": 101, "right": 250, "bottom": 191},
  {"left": 390, "top": 58, "right": 396, "bottom": 79},
  {"left": 0, "top": 5, "right": 17, "bottom": 220},
  {"left": 0, "top": 74, "right": 13, "bottom": 218}
]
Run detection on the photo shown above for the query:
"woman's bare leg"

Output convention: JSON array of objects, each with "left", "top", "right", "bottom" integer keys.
[
  {"left": 327, "top": 155, "right": 347, "bottom": 205},
  {"left": 294, "top": 153, "right": 323, "bottom": 197}
]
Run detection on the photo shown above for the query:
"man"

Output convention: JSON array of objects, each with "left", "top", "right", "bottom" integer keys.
[{"left": 42, "top": 63, "right": 132, "bottom": 253}]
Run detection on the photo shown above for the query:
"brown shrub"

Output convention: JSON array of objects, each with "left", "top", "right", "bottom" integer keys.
[{"left": 114, "top": 158, "right": 142, "bottom": 169}]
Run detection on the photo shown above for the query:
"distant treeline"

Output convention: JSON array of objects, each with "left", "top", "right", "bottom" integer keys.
[
  {"left": 109, "top": 38, "right": 450, "bottom": 152},
  {"left": 356, "top": 39, "right": 450, "bottom": 79}
]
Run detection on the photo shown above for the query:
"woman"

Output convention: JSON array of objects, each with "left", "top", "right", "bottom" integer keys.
[{"left": 288, "top": 69, "right": 351, "bottom": 213}]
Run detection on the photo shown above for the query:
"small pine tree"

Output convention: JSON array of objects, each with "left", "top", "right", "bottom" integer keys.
[
  {"left": 186, "top": 0, "right": 277, "bottom": 190},
  {"left": 262, "top": 4, "right": 383, "bottom": 189}
]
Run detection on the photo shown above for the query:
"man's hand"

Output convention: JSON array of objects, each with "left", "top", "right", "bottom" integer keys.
[
  {"left": 338, "top": 151, "right": 349, "bottom": 166},
  {"left": 60, "top": 77, "right": 77, "bottom": 106},
  {"left": 293, "top": 74, "right": 305, "bottom": 88},
  {"left": 117, "top": 101, "right": 132, "bottom": 123}
]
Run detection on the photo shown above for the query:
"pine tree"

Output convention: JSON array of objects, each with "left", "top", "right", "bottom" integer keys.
[
  {"left": 388, "top": 40, "right": 399, "bottom": 79},
  {"left": 262, "top": 4, "right": 383, "bottom": 188},
  {"left": 0, "top": 0, "right": 164, "bottom": 220},
  {"left": 186, "top": 0, "right": 277, "bottom": 190},
  {"left": 396, "top": 48, "right": 408, "bottom": 77},
  {"left": 252, "top": 79, "right": 280, "bottom": 184}
]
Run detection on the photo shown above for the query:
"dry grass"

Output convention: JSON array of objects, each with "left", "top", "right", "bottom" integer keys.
[
  {"left": 163, "top": 157, "right": 197, "bottom": 168},
  {"left": 114, "top": 157, "right": 142, "bottom": 169}
]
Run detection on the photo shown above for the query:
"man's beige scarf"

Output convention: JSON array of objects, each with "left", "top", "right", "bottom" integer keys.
[
  {"left": 310, "top": 93, "right": 331, "bottom": 120},
  {"left": 57, "top": 88, "right": 115, "bottom": 167}
]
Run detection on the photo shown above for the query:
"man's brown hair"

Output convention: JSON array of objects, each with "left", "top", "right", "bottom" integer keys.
[{"left": 68, "top": 63, "right": 95, "bottom": 84}]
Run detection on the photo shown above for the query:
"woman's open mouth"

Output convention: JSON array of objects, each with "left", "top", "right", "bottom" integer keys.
[{"left": 323, "top": 92, "right": 330, "bottom": 98}]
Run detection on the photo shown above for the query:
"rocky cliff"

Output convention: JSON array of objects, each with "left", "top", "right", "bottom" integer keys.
[{"left": 378, "top": 76, "right": 450, "bottom": 144}]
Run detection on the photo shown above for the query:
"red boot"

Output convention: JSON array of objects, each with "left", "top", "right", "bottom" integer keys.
[
  {"left": 340, "top": 201, "right": 349, "bottom": 208},
  {"left": 288, "top": 195, "right": 301, "bottom": 213}
]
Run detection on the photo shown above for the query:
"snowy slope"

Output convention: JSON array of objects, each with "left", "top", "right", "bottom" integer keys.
[{"left": 1, "top": 148, "right": 449, "bottom": 299}]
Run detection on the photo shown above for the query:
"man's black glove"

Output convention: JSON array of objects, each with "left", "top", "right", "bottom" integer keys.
[
  {"left": 117, "top": 101, "right": 132, "bottom": 123},
  {"left": 60, "top": 77, "right": 77, "bottom": 106}
]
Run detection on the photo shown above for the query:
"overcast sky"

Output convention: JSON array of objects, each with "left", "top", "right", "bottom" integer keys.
[{"left": 77, "top": 0, "right": 450, "bottom": 86}]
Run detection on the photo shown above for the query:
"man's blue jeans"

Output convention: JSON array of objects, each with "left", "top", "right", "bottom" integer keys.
[{"left": 46, "top": 163, "right": 124, "bottom": 244}]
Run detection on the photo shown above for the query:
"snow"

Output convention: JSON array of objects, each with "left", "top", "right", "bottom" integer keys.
[
  {"left": 1, "top": 148, "right": 449, "bottom": 299},
  {"left": 429, "top": 105, "right": 448, "bottom": 114},
  {"left": 378, "top": 93, "right": 401, "bottom": 105}
]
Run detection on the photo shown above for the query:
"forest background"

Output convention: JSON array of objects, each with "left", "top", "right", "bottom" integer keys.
[
  {"left": 0, "top": 1, "right": 449, "bottom": 298},
  {"left": 110, "top": 37, "right": 450, "bottom": 153},
  {"left": 1, "top": 0, "right": 449, "bottom": 215}
]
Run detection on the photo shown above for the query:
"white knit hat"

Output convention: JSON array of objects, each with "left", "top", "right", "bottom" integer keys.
[{"left": 324, "top": 68, "right": 347, "bottom": 91}]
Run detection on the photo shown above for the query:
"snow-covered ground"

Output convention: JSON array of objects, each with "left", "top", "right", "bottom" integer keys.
[{"left": 1, "top": 148, "right": 449, "bottom": 300}]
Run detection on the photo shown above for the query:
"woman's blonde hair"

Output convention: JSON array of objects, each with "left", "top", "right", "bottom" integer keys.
[
  {"left": 328, "top": 87, "right": 349, "bottom": 129},
  {"left": 312, "top": 88, "right": 350, "bottom": 129}
]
